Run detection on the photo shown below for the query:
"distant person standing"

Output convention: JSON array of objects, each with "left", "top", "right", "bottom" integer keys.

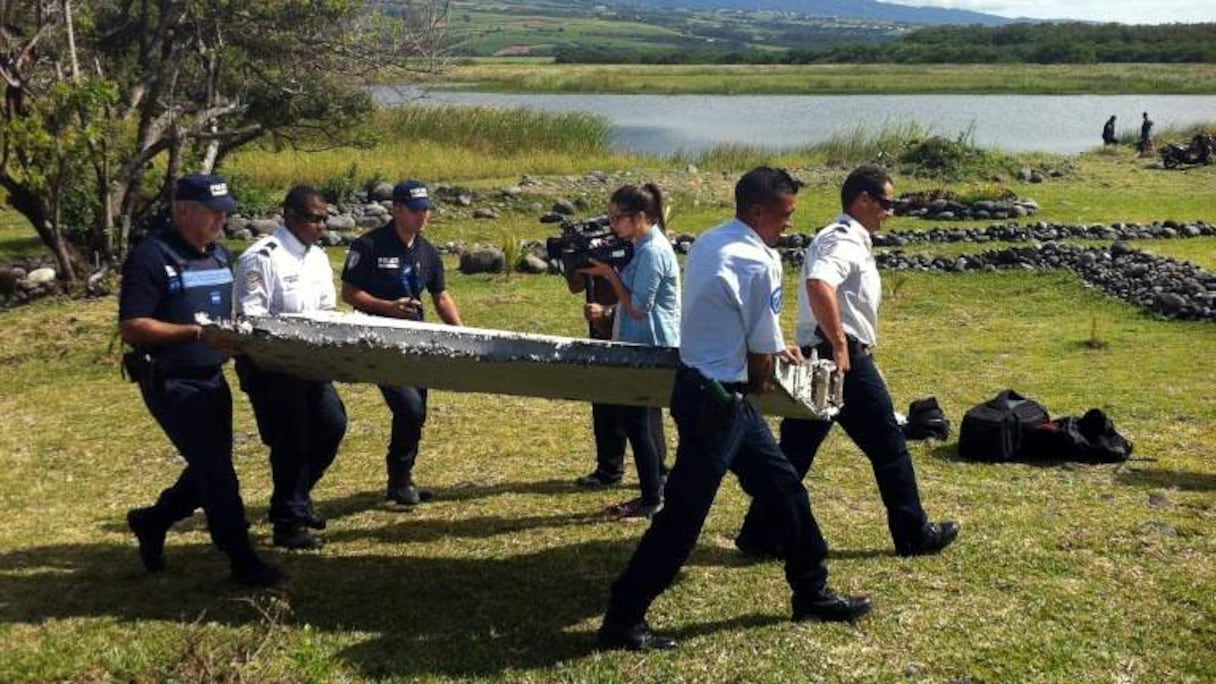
[
  {"left": 1138, "top": 112, "right": 1154, "bottom": 154},
  {"left": 120, "top": 174, "right": 280, "bottom": 587},
  {"left": 235, "top": 185, "right": 347, "bottom": 551},
  {"left": 1102, "top": 115, "right": 1117, "bottom": 146},
  {"left": 341, "top": 180, "right": 463, "bottom": 507}
]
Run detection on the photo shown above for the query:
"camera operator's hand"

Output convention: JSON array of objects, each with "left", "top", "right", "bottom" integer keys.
[
  {"left": 584, "top": 302, "right": 609, "bottom": 325},
  {"left": 778, "top": 345, "right": 805, "bottom": 365},
  {"left": 577, "top": 259, "right": 614, "bottom": 279}
]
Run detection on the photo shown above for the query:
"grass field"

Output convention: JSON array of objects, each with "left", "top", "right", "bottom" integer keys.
[
  {"left": 2, "top": 93, "right": 1215, "bottom": 681},
  {"left": 442, "top": 62, "right": 1216, "bottom": 95},
  {"left": 1, "top": 244, "right": 1214, "bottom": 681}
]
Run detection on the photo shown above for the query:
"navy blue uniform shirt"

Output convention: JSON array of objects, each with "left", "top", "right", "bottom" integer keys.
[
  {"left": 341, "top": 223, "right": 445, "bottom": 321},
  {"left": 119, "top": 229, "right": 233, "bottom": 369}
]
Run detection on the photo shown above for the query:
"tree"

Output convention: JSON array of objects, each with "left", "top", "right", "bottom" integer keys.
[{"left": 0, "top": 0, "right": 452, "bottom": 283}]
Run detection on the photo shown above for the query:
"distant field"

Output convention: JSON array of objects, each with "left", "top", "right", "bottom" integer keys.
[{"left": 442, "top": 62, "right": 1216, "bottom": 94}]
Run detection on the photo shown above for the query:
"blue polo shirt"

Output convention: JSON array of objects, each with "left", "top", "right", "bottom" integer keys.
[{"left": 341, "top": 223, "right": 445, "bottom": 321}]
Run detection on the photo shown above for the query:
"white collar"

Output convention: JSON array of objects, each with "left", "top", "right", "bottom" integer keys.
[
  {"left": 836, "top": 212, "right": 873, "bottom": 251},
  {"left": 274, "top": 225, "right": 311, "bottom": 258}
]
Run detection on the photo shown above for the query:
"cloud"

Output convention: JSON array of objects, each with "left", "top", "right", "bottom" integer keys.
[{"left": 886, "top": 1, "right": 1216, "bottom": 24}]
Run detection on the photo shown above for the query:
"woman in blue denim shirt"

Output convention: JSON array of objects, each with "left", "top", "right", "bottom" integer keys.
[{"left": 580, "top": 183, "right": 681, "bottom": 519}]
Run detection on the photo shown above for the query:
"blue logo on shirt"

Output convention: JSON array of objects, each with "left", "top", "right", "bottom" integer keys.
[
  {"left": 770, "top": 286, "right": 783, "bottom": 314},
  {"left": 210, "top": 290, "right": 222, "bottom": 306}
]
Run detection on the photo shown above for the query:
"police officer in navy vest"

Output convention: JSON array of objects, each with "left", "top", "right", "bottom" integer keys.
[
  {"left": 596, "top": 168, "right": 872, "bottom": 652},
  {"left": 341, "top": 180, "right": 463, "bottom": 506},
  {"left": 235, "top": 185, "right": 348, "bottom": 551},
  {"left": 120, "top": 173, "right": 281, "bottom": 588}
]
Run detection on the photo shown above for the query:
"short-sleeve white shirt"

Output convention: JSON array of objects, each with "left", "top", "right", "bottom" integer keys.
[
  {"left": 795, "top": 212, "right": 881, "bottom": 347},
  {"left": 235, "top": 226, "right": 336, "bottom": 316},
  {"left": 679, "top": 218, "right": 786, "bottom": 383}
]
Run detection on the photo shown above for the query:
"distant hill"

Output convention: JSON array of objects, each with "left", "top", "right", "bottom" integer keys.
[{"left": 630, "top": 0, "right": 1017, "bottom": 26}]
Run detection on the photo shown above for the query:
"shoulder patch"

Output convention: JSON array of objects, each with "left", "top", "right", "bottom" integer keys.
[
  {"left": 813, "top": 232, "right": 840, "bottom": 257},
  {"left": 770, "top": 285, "right": 783, "bottom": 314}
]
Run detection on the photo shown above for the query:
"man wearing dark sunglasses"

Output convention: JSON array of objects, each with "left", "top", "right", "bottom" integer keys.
[
  {"left": 234, "top": 185, "right": 348, "bottom": 551},
  {"left": 736, "top": 165, "right": 961, "bottom": 560}
]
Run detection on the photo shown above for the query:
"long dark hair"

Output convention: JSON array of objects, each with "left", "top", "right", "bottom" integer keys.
[{"left": 610, "top": 182, "right": 666, "bottom": 232}]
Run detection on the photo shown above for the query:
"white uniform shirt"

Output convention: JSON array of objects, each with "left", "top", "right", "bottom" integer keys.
[
  {"left": 236, "top": 225, "right": 336, "bottom": 316},
  {"left": 795, "top": 212, "right": 881, "bottom": 347},
  {"left": 680, "top": 218, "right": 786, "bottom": 383}
]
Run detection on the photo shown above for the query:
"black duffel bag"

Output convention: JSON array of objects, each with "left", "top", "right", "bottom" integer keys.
[
  {"left": 1023, "top": 409, "right": 1134, "bottom": 464},
  {"left": 958, "top": 389, "right": 1050, "bottom": 462}
]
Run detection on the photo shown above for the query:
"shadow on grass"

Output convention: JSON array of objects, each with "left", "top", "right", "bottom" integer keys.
[
  {"left": 0, "top": 538, "right": 791, "bottom": 678},
  {"left": 1116, "top": 467, "right": 1216, "bottom": 492}
]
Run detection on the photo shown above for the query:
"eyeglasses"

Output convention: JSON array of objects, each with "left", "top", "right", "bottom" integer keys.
[
  {"left": 868, "top": 192, "right": 895, "bottom": 211},
  {"left": 608, "top": 211, "right": 638, "bottom": 223},
  {"left": 296, "top": 213, "right": 327, "bottom": 224}
]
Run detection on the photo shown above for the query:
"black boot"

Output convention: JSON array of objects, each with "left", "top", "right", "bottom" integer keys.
[
  {"left": 227, "top": 538, "right": 283, "bottom": 588},
  {"left": 127, "top": 507, "right": 169, "bottom": 573}
]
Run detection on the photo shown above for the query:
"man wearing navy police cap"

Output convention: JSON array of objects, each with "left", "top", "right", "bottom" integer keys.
[
  {"left": 119, "top": 173, "right": 281, "bottom": 587},
  {"left": 341, "top": 179, "right": 463, "bottom": 506}
]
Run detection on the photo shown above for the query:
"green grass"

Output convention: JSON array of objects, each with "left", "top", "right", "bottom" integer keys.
[
  {"left": 443, "top": 63, "right": 1216, "bottom": 95},
  {"left": 1, "top": 256, "right": 1214, "bottom": 681}
]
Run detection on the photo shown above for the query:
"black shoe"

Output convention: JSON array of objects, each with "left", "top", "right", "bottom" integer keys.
[
  {"left": 575, "top": 471, "right": 622, "bottom": 489},
  {"left": 734, "top": 532, "right": 782, "bottom": 561},
  {"left": 299, "top": 505, "right": 327, "bottom": 530},
  {"left": 273, "top": 523, "right": 323, "bottom": 551},
  {"left": 595, "top": 619, "right": 678, "bottom": 651},
  {"left": 792, "top": 588, "right": 873, "bottom": 623},
  {"left": 897, "top": 520, "right": 961, "bottom": 557},
  {"left": 230, "top": 556, "right": 284, "bottom": 588},
  {"left": 387, "top": 483, "right": 435, "bottom": 506},
  {"left": 127, "top": 507, "right": 167, "bottom": 573},
  {"left": 606, "top": 497, "right": 663, "bottom": 521}
]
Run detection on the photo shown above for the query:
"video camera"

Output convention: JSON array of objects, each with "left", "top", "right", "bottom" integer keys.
[{"left": 545, "top": 215, "right": 633, "bottom": 276}]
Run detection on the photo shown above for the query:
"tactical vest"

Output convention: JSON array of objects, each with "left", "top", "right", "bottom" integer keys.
[{"left": 146, "top": 234, "right": 233, "bottom": 370}]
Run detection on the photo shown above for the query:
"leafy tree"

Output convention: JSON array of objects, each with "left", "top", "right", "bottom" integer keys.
[{"left": 0, "top": 0, "right": 452, "bottom": 282}]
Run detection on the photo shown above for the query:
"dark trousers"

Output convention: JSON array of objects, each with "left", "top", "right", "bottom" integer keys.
[
  {"left": 236, "top": 358, "right": 347, "bottom": 524},
  {"left": 738, "top": 344, "right": 928, "bottom": 552},
  {"left": 605, "top": 366, "right": 829, "bottom": 627},
  {"left": 591, "top": 403, "right": 667, "bottom": 486},
  {"left": 378, "top": 385, "right": 427, "bottom": 486},
  {"left": 136, "top": 368, "right": 249, "bottom": 552}
]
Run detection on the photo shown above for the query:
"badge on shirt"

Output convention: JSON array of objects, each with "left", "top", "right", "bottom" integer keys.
[
  {"left": 770, "top": 285, "right": 783, "bottom": 314},
  {"left": 344, "top": 251, "right": 360, "bottom": 272},
  {"left": 814, "top": 232, "right": 840, "bottom": 257},
  {"left": 378, "top": 256, "right": 401, "bottom": 270}
]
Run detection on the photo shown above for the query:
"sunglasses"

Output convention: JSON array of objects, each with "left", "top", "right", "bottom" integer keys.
[
  {"left": 868, "top": 192, "right": 895, "bottom": 210},
  {"left": 295, "top": 212, "right": 328, "bottom": 224}
]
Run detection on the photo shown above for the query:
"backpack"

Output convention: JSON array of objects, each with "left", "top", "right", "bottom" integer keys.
[
  {"left": 1023, "top": 409, "right": 1134, "bottom": 464},
  {"left": 958, "top": 389, "right": 1050, "bottom": 462},
  {"left": 903, "top": 396, "right": 951, "bottom": 441}
]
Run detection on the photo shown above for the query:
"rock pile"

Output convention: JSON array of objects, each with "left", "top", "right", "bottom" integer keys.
[
  {"left": 872, "top": 220, "right": 1215, "bottom": 248},
  {"left": 869, "top": 242, "right": 1215, "bottom": 321},
  {"left": 893, "top": 191, "right": 1040, "bottom": 221},
  {"left": 0, "top": 258, "right": 65, "bottom": 307}
]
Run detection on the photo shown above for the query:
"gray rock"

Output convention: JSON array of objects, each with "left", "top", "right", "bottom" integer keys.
[
  {"left": 250, "top": 219, "right": 281, "bottom": 235},
  {"left": 553, "top": 199, "right": 577, "bottom": 215},
  {"left": 519, "top": 253, "right": 549, "bottom": 274},
  {"left": 369, "top": 182, "right": 394, "bottom": 202},
  {"left": 1029, "top": 171, "right": 1044, "bottom": 183},
  {"left": 502, "top": 186, "right": 523, "bottom": 197},
  {"left": 26, "top": 267, "right": 57, "bottom": 286},
  {"left": 1018, "top": 167, "right": 1034, "bottom": 182},
  {"left": 355, "top": 215, "right": 385, "bottom": 229},
  {"left": 319, "top": 231, "right": 344, "bottom": 247},
  {"left": 459, "top": 247, "right": 505, "bottom": 274},
  {"left": 364, "top": 203, "right": 388, "bottom": 217},
  {"left": 539, "top": 212, "right": 565, "bottom": 224},
  {"left": 456, "top": 194, "right": 473, "bottom": 207},
  {"left": 686, "top": 164, "right": 699, "bottom": 174},
  {"left": 326, "top": 215, "right": 356, "bottom": 232},
  {"left": 231, "top": 228, "right": 253, "bottom": 241},
  {"left": 225, "top": 217, "right": 250, "bottom": 235},
  {"left": 473, "top": 208, "right": 499, "bottom": 220},
  {"left": 0, "top": 267, "right": 18, "bottom": 295}
]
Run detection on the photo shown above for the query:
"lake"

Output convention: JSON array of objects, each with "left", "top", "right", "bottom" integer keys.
[{"left": 372, "top": 88, "right": 1216, "bottom": 156}]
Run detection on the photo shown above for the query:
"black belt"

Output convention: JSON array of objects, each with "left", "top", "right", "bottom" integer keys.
[
  {"left": 160, "top": 364, "right": 223, "bottom": 380},
  {"left": 810, "top": 328, "right": 873, "bottom": 357},
  {"left": 677, "top": 364, "right": 749, "bottom": 395}
]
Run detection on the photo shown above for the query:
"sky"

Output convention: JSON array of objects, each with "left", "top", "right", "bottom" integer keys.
[{"left": 887, "top": 1, "right": 1216, "bottom": 24}]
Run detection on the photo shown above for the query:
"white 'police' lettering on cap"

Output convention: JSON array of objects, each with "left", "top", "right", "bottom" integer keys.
[
  {"left": 409, "top": 187, "right": 428, "bottom": 199},
  {"left": 210, "top": 183, "right": 229, "bottom": 197}
]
